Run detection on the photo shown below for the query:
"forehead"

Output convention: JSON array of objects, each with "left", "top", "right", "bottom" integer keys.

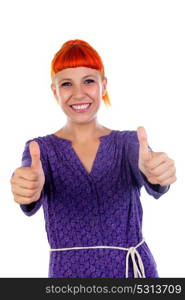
[{"left": 54, "top": 67, "right": 101, "bottom": 82}]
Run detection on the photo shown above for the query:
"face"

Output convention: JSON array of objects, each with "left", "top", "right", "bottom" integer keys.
[{"left": 51, "top": 67, "right": 107, "bottom": 124}]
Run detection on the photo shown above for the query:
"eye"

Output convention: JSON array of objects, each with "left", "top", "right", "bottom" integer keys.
[
  {"left": 85, "top": 79, "right": 94, "bottom": 84},
  {"left": 61, "top": 82, "right": 71, "bottom": 87}
]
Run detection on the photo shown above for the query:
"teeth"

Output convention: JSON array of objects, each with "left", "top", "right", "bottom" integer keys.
[{"left": 72, "top": 103, "right": 90, "bottom": 110}]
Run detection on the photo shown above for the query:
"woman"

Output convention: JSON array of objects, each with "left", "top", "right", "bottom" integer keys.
[{"left": 10, "top": 39, "right": 176, "bottom": 278}]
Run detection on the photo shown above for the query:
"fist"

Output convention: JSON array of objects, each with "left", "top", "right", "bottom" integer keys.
[
  {"left": 137, "top": 126, "right": 177, "bottom": 187},
  {"left": 10, "top": 141, "right": 45, "bottom": 205}
]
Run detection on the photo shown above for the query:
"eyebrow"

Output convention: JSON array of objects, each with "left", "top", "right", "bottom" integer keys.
[{"left": 58, "top": 74, "right": 97, "bottom": 82}]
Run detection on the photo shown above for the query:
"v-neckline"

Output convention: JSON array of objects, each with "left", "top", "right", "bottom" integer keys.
[{"left": 50, "top": 130, "right": 115, "bottom": 177}]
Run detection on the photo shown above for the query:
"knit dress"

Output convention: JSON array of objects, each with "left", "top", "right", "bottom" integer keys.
[{"left": 20, "top": 129, "right": 170, "bottom": 278}]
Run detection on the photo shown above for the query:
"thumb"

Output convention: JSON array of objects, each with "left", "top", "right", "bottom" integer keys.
[
  {"left": 137, "top": 126, "right": 151, "bottom": 161},
  {"left": 29, "top": 141, "right": 41, "bottom": 170}
]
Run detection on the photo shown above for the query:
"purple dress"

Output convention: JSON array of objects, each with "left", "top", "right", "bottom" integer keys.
[{"left": 20, "top": 129, "right": 170, "bottom": 278}]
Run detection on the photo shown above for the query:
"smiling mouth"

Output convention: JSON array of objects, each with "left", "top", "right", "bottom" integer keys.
[{"left": 70, "top": 103, "right": 92, "bottom": 113}]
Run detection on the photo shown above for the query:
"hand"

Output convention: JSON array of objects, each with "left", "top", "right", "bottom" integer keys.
[
  {"left": 10, "top": 141, "right": 45, "bottom": 205},
  {"left": 137, "top": 126, "right": 177, "bottom": 186}
]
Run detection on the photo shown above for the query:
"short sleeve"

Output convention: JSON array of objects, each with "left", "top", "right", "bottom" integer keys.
[
  {"left": 19, "top": 138, "right": 46, "bottom": 216},
  {"left": 127, "top": 131, "right": 170, "bottom": 199}
]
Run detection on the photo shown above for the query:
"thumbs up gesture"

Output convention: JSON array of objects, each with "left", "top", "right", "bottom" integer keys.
[
  {"left": 137, "top": 126, "right": 176, "bottom": 186},
  {"left": 10, "top": 141, "right": 45, "bottom": 205}
]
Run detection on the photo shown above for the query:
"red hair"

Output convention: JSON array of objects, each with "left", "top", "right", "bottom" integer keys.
[{"left": 51, "top": 39, "right": 111, "bottom": 107}]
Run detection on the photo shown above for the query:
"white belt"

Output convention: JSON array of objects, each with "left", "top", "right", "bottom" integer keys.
[{"left": 50, "top": 238, "right": 146, "bottom": 278}]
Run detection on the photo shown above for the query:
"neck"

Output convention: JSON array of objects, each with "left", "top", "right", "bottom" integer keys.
[{"left": 62, "top": 120, "right": 105, "bottom": 143}]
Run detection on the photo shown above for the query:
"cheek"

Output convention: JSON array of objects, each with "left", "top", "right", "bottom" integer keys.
[
  {"left": 87, "top": 86, "right": 101, "bottom": 98},
  {"left": 57, "top": 90, "right": 69, "bottom": 104}
]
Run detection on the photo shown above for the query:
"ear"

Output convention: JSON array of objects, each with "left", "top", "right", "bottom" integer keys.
[
  {"left": 102, "top": 77, "right": 107, "bottom": 97},
  {"left": 51, "top": 83, "right": 59, "bottom": 102}
]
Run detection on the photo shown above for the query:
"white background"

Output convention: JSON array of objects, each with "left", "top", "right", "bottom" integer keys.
[{"left": 0, "top": 0, "right": 184, "bottom": 277}]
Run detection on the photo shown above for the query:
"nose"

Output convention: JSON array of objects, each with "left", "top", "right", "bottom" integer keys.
[{"left": 72, "top": 84, "right": 85, "bottom": 98}]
